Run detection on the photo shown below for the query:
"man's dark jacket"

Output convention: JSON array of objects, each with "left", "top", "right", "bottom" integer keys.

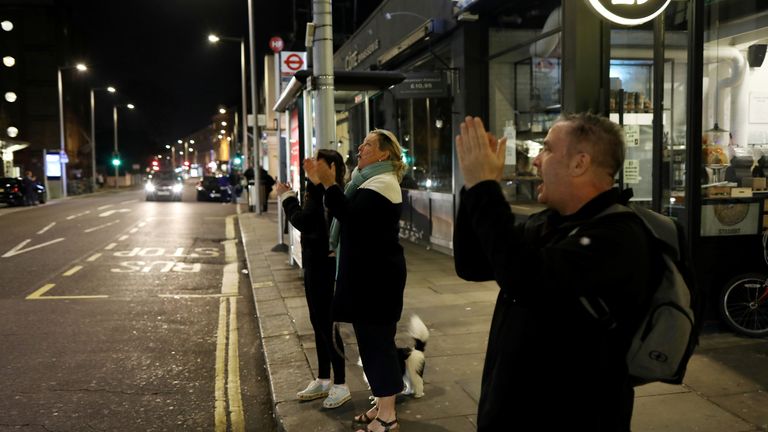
[{"left": 454, "top": 181, "right": 655, "bottom": 431}]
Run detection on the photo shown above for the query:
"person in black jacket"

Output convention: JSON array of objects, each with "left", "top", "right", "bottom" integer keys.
[
  {"left": 454, "top": 113, "right": 655, "bottom": 431},
  {"left": 306, "top": 130, "right": 407, "bottom": 432},
  {"left": 276, "top": 150, "right": 350, "bottom": 409}
]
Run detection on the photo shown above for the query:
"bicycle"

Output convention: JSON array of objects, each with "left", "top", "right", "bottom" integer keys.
[{"left": 720, "top": 230, "right": 768, "bottom": 337}]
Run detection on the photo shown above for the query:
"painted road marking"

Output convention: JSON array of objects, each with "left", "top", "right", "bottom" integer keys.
[
  {"left": 99, "top": 209, "right": 131, "bottom": 217},
  {"left": 227, "top": 297, "right": 245, "bottom": 431},
  {"left": 118, "top": 235, "right": 129, "bottom": 241},
  {"left": 226, "top": 215, "right": 236, "bottom": 240},
  {"left": 2, "top": 238, "right": 65, "bottom": 258},
  {"left": 104, "top": 243, "right": 117, "bottom": 250},
  {"left": 86, "top": 253, "right": 102, "bottom": 262},
  {"left": 62, "top": 265, "right": 83, "bottom": 276},
  {"left": 84, "top": 220, "right": 121, "bottom": 233},
  {"left": 223, "top": 240, "right": 237, "bottom": 263},
  {"left": 129, "top": 228, "right": 139, "bottom": 234},
  {"left": 158, "top": 294, "right": 241, "bottom": 298},
  {"left": 26, "top": 283, "right": 108, "bottom": 300},
  {"left": 138, "top": 222, "right": 147, "bottom": 227},
  {"left": 221, "top": 263, "right": 238, "bottom": 295},
  {"left": 214, "top": 298, "right": 227, "bottom": 432},
  {"left": 97, "top": 204, "right": 113, "bottom": 210},
  {"left": 120, "top": 199, "right": 137, "bottom": 204},
  {"left": 37, "top": 222, "right": 56, "bottom": 235},
  {"left": 66, "top": 210, "right": 91, "bottom": 220}
]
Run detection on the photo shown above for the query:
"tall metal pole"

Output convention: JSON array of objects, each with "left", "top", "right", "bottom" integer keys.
[
  {"left": 247, "top": 0, "right": 261, "bottom": 214},
  {"left": 90, "top": 89, "right": 97, "bottom": 192},
  {"left": 240, "top": 39, "right": 249, "bottom": 170},
  {"left": 113, "top": 105, "right": 118, "bottom": 188},
  {"left": 57, "top": 68, "right": 68, "bottom": 197},
  {"left": 313, "top": 0, "right": 335, "bottom": 151}
]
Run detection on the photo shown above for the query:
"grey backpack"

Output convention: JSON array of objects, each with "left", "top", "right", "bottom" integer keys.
[{"left": 578, "top": 203, "right": 699, "bottom": 385}]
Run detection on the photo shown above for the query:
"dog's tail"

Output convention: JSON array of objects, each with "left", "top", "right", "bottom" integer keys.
[{"left": 408, "top": 315, "right": 429, "bottom": 352}]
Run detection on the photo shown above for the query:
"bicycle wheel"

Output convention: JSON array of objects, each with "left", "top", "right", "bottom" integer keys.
[{"left": 720, "top": 273, "right": 768, "bottom": 337}]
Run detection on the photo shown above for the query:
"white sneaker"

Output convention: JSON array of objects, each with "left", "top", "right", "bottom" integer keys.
[
  {"left": 297, "top": 379, "right": 331, "bottom": 401},
  {"left": 322, "top": 384, "right": 351, "bottom": 409}
]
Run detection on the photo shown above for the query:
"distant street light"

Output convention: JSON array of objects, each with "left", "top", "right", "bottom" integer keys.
[
  {"left": 219, "top": 108, "right": 227, "bottom": 114},
  {"left": 208, "top": 33, "right": 249, "bottom": 171},
  {"left": 58, "top": 63, "right": 88, "bottom": 197},
  {"left": 90, "top": 85, "right": 116, "bottom": 191},
  {"left": 112, "top": 103, "right": 135, "bottom": 188}
]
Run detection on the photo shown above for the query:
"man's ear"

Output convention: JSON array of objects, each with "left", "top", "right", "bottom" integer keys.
[{"left": 569, "top": 152, "right": 591, "bottom": 177}]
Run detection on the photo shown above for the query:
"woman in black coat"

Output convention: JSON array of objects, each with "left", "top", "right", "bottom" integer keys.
[
  {"left": 306, "top": 130, "right": 406, "bottom": 432},
  {"left": 276, "top": 150, "right": 350, "bottom": 409}
]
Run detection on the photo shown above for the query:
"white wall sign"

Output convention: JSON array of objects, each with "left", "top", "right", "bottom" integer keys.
[
  {"left": 624, "top": 124, "right": 640, "bottom": 147},
  {"left": 749, "top": 92, "right": 768, "bottom": 124},
  {"left": 624, "top": 159, "right": 641, "bottom": 184},
  {"left": 586, "top": 0, "right": 671, "bottom": 26}
]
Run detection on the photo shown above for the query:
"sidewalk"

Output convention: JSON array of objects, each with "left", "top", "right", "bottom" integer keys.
[{"left": 238, "top": 209, "right": 768, "bottom": 432}]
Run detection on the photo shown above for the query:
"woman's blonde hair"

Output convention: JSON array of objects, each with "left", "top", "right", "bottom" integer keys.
[{"left": 370, "top": 129, "right": 406, "bottom": 181}]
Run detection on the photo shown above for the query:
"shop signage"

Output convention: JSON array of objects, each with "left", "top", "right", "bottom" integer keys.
[
  {"left": 283, "top": 53, "right": 305, "bottom": 72},
  {"left": 586, "top": 0, "right": 671, "bottom": 26},
  {"left": 344, "top": 39, "right": 380, "bottom": 71},
  {"left": 391, "top": 72, "right": 449, "bottom": 99}
]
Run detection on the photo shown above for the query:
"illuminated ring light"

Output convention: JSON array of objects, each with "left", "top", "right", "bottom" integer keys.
[{"left": 587, "top": 0, "right": 672, "bottom": 26}]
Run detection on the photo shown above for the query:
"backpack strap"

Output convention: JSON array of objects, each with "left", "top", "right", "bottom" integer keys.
[{"left": 595, "top": 204, "right": 681, "bottom": 261}]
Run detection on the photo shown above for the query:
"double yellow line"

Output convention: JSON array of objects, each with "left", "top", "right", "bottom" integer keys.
[{"left": 214, "top": 214, "right": 245, "bottom": 431}]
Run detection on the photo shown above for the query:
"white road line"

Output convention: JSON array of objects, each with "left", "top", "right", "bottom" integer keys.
[
  {"left": 138, "top": 222, "right": 147, "bottom": 227},
  {"left": 86, "top": 253, "right": 102, "bottom": 262},
  {"left": 2, "top": 238, "right": 65, "bottom": 258},
  {"left": 214, "top": 298, "right": 228, "bottom": 432},
  {"left": 227, "top": 297, "right": 245, "bottom": 431},
  {"left": 37, "top": 222, "right": 56, "bottom": 235},
  {"left": 84, "top": 220, "right": 121, "bottom": 233},
  {"left": 66, "top": 210, "right": 91, "bottom": 220},
  {"left": 26, "top": 284, "right": 55, "bottom": 299},
  {"left": 104, "top": 243, "right": 117, "bottom": 250},
  {"left": 62, "top": 265, "right": 83, "bottom": 276},
  {"left": 97, "top": 204, "right": 113, "bottom": 210},
  {"left": 158, "top": 294, "right": 241, "bottom": 298},
  {"left": 118, "top": 235, "right": 129, "bottom": 241},
  {"left": 129, "top": 228, "right": 138, "bottom": 234},
  {"left": 99, "top": 209, "right": 131, "bottom": 217},
  {"left": 120, "top": 199, "right": 137, "bottom": 204}
]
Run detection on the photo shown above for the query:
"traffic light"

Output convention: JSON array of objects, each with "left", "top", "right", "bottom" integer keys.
[
  {"left": 233, "top": 152, "right": 242, "bottom": 166},
  {"left": 112, "top": 156, "right": 122, "bottom": 166}
]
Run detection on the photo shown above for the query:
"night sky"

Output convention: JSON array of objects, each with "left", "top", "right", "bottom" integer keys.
[{"left": 64, "top": 0, "right": 290, "bottom": 167}]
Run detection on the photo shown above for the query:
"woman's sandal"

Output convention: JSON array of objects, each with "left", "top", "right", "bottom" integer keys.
[
  {"left": 353, "top": 411, "right": 375, "bottom": 425},
  {"left": 355, "top": 417, "right": 399, "bottom": 432}
]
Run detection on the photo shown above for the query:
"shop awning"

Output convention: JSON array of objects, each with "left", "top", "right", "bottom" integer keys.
[{"left": 273, "top": 70, "right": 406, "bottom": 112}]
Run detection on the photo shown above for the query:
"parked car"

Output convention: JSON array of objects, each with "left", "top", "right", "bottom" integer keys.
[
  {"left": 0, "top": 177, "right": 46, "bottom": 206},
  {"left": 145, "top": 171, "right": 183, "bottom": 201},
  {"left": 196, "top": 176, "right": 231, "bottom": 202}
]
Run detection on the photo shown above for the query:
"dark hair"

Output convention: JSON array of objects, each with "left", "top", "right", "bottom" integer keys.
[
  {"left": 559, "top": 112, "right": 625, "bottom": 178},
  {"left": 317, "top": 149, "right": 346, "bottom": 187}
]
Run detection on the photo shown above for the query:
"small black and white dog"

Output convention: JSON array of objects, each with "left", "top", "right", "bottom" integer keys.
[{"left": 360, "top": 315, "right": 430, "bottom": 398}]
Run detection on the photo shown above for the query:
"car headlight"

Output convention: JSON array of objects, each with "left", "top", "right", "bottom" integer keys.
[
  {"left": 172, "top": 183, "right": 183, "bottom": 193},
  {"left": 145, "top": 183, "right": 155, "bottom": 192}
]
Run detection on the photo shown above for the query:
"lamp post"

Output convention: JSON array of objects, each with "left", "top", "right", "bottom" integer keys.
[
  {"left": 208, "top": 34, "right": 248, "bottom": 172},
  {"left": 90, "top": 85, "right": 116, "bottom": 191},
  {"left": 57, "top": 63, "right": 88, "bottom": 198},
  {"left": 112, "top": 103, "right": 135, "bottom": 188},
  {"left": 247, "top": 0, "right": 262, "bottom": 214}
]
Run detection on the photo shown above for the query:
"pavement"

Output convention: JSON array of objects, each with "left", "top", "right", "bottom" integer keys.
[{"left": 238, "top": 205, "right": 768, "bottom": 432}]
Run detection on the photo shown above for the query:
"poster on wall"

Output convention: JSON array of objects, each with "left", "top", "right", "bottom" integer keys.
[
  {"left": 749, "top": 92, "right": 768, "bottom": 124},
  {"left": 289, "top": 108, "right": 300, "bottom": 192}
]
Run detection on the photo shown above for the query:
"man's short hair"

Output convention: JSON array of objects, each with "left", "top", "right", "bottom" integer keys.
[{"left": 560, "top": 112, "right": 625, "bottom": 178}]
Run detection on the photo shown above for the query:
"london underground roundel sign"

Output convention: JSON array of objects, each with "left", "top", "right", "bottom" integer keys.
[{"left": 586, "top": 0, "right": 671, "bottom": 26}]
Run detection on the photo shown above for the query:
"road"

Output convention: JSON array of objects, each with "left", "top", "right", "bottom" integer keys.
[{"left": 0, "top": 184, "right": 276, "bottom": 431}]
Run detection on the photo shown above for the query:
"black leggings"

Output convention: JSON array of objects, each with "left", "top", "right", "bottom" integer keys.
[
  {"left": 353, "top": 321, "right": 403, "bottom": 397},
  {"left": 305, "top": 256, "right": 345, "bottom": 384}
]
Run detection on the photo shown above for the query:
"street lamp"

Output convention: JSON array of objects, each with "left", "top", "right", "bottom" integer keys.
[
  {"left": 112, "top": 103, "right": 135, "bottom": 188},
  {"left": 90, "top": 85, "right": 116, "bottom": 191},
  {"left": 208, "top": 33, "right": 248, "bottom": 172},
  {"left": 57, "top": 63, "right": 88, "bottom": 198}
]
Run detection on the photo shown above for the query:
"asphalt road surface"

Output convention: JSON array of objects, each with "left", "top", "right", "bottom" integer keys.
[{"left": 0, "top": 183, "right": 277, "bottom": 431}]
